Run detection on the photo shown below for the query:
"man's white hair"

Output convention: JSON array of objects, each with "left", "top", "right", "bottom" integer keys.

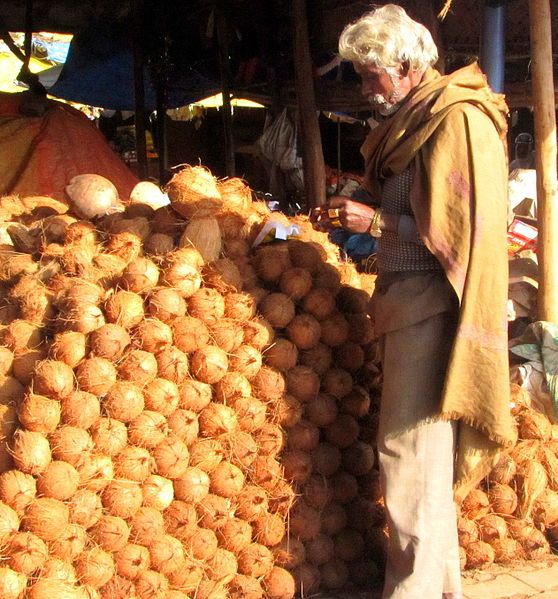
[{"left": 338, "top": 4, "right": 438, "bottom": 72}]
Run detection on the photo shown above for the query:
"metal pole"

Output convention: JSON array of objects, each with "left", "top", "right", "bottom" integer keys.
[{"left": 480, "top": 1, "right": 506, "bottom": 93}]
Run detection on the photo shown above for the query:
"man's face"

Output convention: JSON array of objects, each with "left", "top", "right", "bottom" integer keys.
[{"left": 354, "top": 62, "right": 413, "bottom": 116}]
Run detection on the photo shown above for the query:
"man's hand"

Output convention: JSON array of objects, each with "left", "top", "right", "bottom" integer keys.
[{"left": 310, "top": 196, "right": 377, "bottom": 234}]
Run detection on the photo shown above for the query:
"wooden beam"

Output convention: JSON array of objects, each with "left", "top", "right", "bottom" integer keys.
[
  {"left": 529, "top": 0, "right": 558, "bottom": 321},
  {"left": 293, "top": 0, "right": 326, "bottom": 208}
]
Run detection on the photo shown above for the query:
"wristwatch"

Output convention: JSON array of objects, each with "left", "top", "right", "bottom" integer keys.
[{"left": 369, "top": 208, "right": 383, "bottom": 238}]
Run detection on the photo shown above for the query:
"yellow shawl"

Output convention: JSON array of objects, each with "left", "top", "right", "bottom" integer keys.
[{"left": 361, "top": 63, "right": 517, "bottom": 500}]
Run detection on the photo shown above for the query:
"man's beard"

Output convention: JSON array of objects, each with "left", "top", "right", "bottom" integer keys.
[{"left": 368, "top": 75, "right": 406, "bottom": 116}]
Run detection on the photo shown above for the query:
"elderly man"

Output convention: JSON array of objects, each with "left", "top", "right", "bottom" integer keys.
[{"left": 311, "top": 5, "right": 516, "bottom": 598}]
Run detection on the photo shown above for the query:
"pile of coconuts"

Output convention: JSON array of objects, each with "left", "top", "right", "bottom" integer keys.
[
  {"left": 0, "top": 165, "right": 385, "bottom": 599},
  {"left": 458, "top": 383, "right": 558, "bottom": 571}
]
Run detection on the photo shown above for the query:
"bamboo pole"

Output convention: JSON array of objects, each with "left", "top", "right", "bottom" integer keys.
[
  {"left": 292, "top": 0, "right": 326, "bottom": 208},
  {"left": 528, "top": 0, "right": 558, "bottom": 321}
]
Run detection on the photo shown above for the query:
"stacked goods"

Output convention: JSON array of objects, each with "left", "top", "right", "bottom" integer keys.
[
  {"left": 0, "top": 166, "right": 385, "bottom": 599},
  {"left": 459, "top": 384, "right": 558, "bottom": 570}
]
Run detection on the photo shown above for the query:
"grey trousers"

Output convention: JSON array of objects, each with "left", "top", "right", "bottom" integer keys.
[{"left": 378, "top": 310, "right": 462, "bottom": 599}]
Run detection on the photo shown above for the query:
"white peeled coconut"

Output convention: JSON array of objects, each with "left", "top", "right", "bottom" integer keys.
[
  {"left": 130, "top": 181, "right": 170, "bottom": 209},
  {"left": 65, "top": 174, "right": 122, "bottom": 219}
]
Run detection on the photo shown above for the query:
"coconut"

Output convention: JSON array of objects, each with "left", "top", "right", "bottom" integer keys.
[
  {"left": 189, "top": 438, "right": 225, "bottom": 472},
  {"left": 59, "top": 391, "right": 100, "bottom": 430},
  {"left": 49, "top": 331, "right": 87, "bottom": 368},
  {"left": 516, "top": 408, "right": 552, "bottom": 441},
  {"left": 155, "top": 345, "right": 190, "bottom": 383},
  {"left": 203, "top": 258, "right": 244, "bottom": 292},
  {"left": 196, "top": 493, "right": 232, "bottom": 530},
  {"left": 74, "top": 547, "right": 115, "bottom": 589},
  {"left": 267, "top": 479, "right": 296, "bottom": 517},
  {"left": 76, "top": 453, "right": 114, "bottom": 492},
  {"left": 288, "top": 420, "right": 320, "bottom": 452},
  {"left": 250, "top": 366, "right": 286, "bottom": 403},
  {"left": 342, "top": 441, "right": 376, "bottom": 476},
  {"left": 129, "top": 507, "right": 165, "bottom": 547},
  {"left": 341, "top": 385, "right": 371, "bottom": 418},
  {"left": 330, "top": 471, "right": 359, "bottom": 504},
  {"left": 249, "top": 455, "right": 283, "bottom": 491},
  {"left": 199, "top": 403, "right": 238, "bottom": 437},
  {"left": 270, "top": 394, "right": 303, "bottom": 428},
  {"left": 516, "top": 460, "right": 548, "bottom": 518},
  {"left": 115, "top": 543, "right": 150, "bottom": 580},
  {"left": 346, "top": 498, "right": 385, "bottom": 532},
  {"left": 237, "top": 543, "right": 274, "bottom": 578},
  {"left": 281, "top": 450, "right": 312, "bottom": 485},
  {"left": 187, "top": 288, "right": 226, "bottom": 325},
  {"left": 102, "top": 381, "right": 144, "bottom": 422},
  {"left": 461, "top": 488, "right": 491, "bottom": 520},
  {"left": 191, "top": 346, "right": 228, "bottom": 384},
  {"left": 118, "top": 349, "right": 158, "bottom": 387},
  {"left": 90, "top": 515, "right": 130, "bottom": 553},
  {"left": 303, "top": 475, "right": 333, "bottom": 510},
  {"left": 224, "top": 430, "right": 258, "bottom": 470},
  {"left": 464, "top": 540, "right": 495, "bottom": 569},
  {"left": 148, "top": 534, "right": 185, "bottom": 576},
  {"left": 533, "top": 489, "right": 558, "bottom": 528},
  {"left": 89, "top": 324, "right": 131, "bottom": 361},
  {"left": 206, "top": 320, "right": 243, "bottom": 355},
  {"left": 173, "top": 467, "right": 210, "bottom": 504},
  {"left": 152, "top": 436, "right": 189, "bottom": 479},
  {"left": 119, "top": 257, "right": 160, "bottom": 293},
  {"left": 235, "top": 484, "right": 269, "bottom": 522},
  {"left": 144, "top": 232, "right": 175, "bottom": 256},
  {"left": 252, "top": 512, "right": 286, "bottom": 548},
  {"left": 320, "top": 559, "right": 349, "bottom": 591},
  {"left": 217, "top": 177, "right": 252, "bottom": 212},
  {"left": 9, "top": 429, "right": 51, "bottom": 475},
  {"left": 113, "top": 445, "right": 153, "bottom": 482},
  {"left": 521, "top": 528, "right": 551, "bottom": 560},
  {"left": 68, "top": 489, "right": 103, "bottom": 529},
  {"left": 32, "top": 359, "right": 74, "bottom": 399},
  {"left": 160, "top": 248, "right": 203, "bottom": 297},
  {"left": 0, "top": 501, "right": 19, "bottom": 544},
  {"left": 47, "top": 523, "right": 86, "bottom": 562},
  {"left": 299, "top": 343, "right": 332, "bottom": 376},
  {"left": 254, "top": 423, "right": 285, "bottom": 457},
  {"left": 229, "top": 344, "right": 262, "bottom": 379},
  {"left": 242, "top": 318, "right": 275, "bottom": 350},
  {"left": 5, "top": 531, "right": 48, "bottom": 574},
  {"left": 58, "top": 302, "right": 105, "bottom": 334},
  {"left": 36, "top": 460, "right": 79, "bottom": 500},
  {"left": 487, "top": 483, "right": 518, "bottom": 516},
  {"left": 477, "top": 514, "right": 508, "bottom": 543},
  {"left": 228, "top": 574, "right": 263, "bottom": 599},
  {"left": 164, "top": 500, "right": 197, "bottom": 540},
  {"left": 209, "top": 461, "right": 245, "bottom": 498},
  {"left": 488, "top": 453, "right": 519, "bottom": 485},
  {"left": 142, "top": 474, "right": 174, "bottom": 510},
  {"left": 11, "top": 348, "right": 47, "bottom": 387},
  {"left": 76, "top": 357, "right": 118, "bottom": 396},
  {"left": 214, "top": 372, "right": 251, "bottom": 403},
  {"left": 258, "top": 293, "right": 295, "bottom": 328},
  {"left": 0, "top": 319, "right": 42, "bottom": 352},
  {"left": 273, "top": 537, "right": 306, "bottom": 570},
  {"left": 491, "top": 537, "right": 523, "bottom": 564},
  {"left": 346, "top": 312, "right": 374, "bottom": 344},
  {"left": 178, "top": 379, "right": 212, "bottom": 412},
  {"left": 0, "top": 346, "right": 14, "bottom": 377},
  {"left": 320, "top": 503, "right": 348, "bottom": 540},
  {"left": 0, "top": 470, "right": 36, "bottom": 515},
  {"left": 146, "top": 287, "right": 186, "bottom": 323},
  {"left": 90, "top": 417, "right": 128, "bottom": 456},
  {"left": 17, "top": 393, "right": 60, "bottom": 434},
  {"left": 129, "top": 411, "right": 168, "bottom": 448},
  {"left": 142, "top": 379, "right": 178, "bottom": 417},
  {"left": 0, "top": 567, "right": 26, "bottom": 599},
  {"left": 457, "top": 517, "right": 479, "bottom": 548},
  {"left": 322, "top": 367, "right": 353, "bottom": 399},
  {"left": 134, "top": 318, "right": 173, "bottom": 354},
  {"left": 185, "top": 526, "right": 219, "bottom": 561},
  {"left": 292, "top": 562, "right": 321, "bottom": 597},
  {"left": 170, "top": 316, "right": 209, "bottom": 354},
  {"left": 104, "top": 290, "right": 145, "bottom": 328},
  {"left": 264, "top": 338, "right": 298, "bottom": 371},
  {"left": 224, "top": 292, "right": 256, "bottom": 321},
  {"left": 284, "top": 365, "right": 320, "bottom": 403},
  {"left": 279, "top": 267, "right": 313, "bottom": 301},
  {"left": 101, "top": 480, "right": 143, "bottom": 519},
  {"left": 167, "top": 409, "right": 199, "bottom": 445},
  {"left": 166, "top": 165, "right": 223, "bottom": 218},
  {"left": 306, "top": 393, "right": 339, "bottom": 427},
  {"left": 334, "top": 341, "right": 365, "bottom": 372},
  {"left": 312, "top": 442, "right": 341, "bottom": 477}
]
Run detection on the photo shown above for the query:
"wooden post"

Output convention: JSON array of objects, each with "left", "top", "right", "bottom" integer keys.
[
  {"left": 216, "top": 4, "right": 236, "bottom": 177},
  {"left": 528, "top": 0, "right": 558, "bottom": 322},
  {"left": 132, "top": 0, "right": 148, "bottom": 180},
  {"left": 292, "top": 0, "right": 326, "bottom": 208}
]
